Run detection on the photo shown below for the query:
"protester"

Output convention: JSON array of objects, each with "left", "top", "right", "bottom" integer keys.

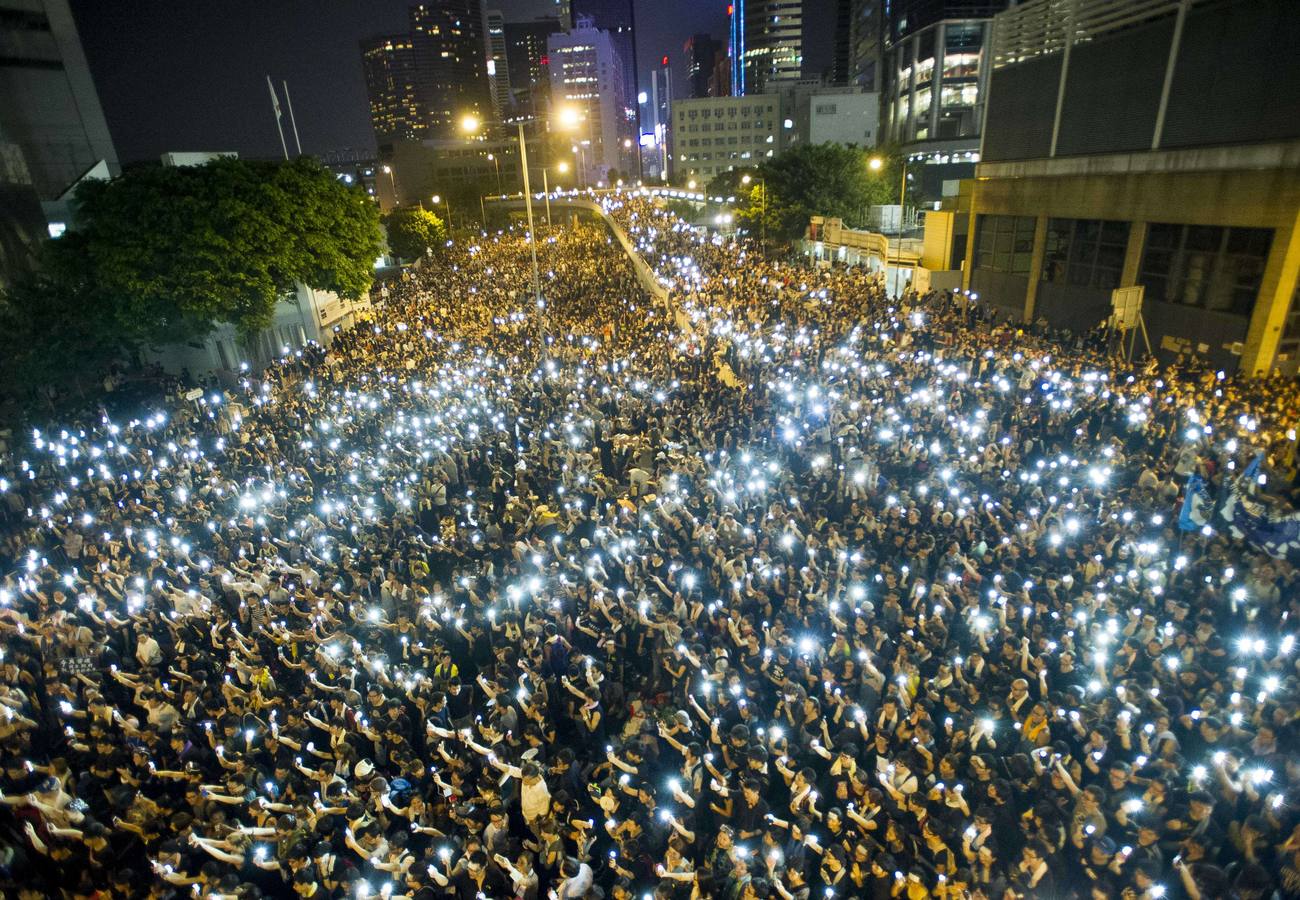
[{"left": 0, "top": 195, "right": 1296, "bottom": 900}]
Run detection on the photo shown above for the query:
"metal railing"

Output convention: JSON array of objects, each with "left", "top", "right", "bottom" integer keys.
[{"left": 992, "top": 0, "right": 1212, "bottom": 69}]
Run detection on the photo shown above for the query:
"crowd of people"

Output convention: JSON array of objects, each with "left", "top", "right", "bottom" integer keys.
[{"left": 0, "top": 194, "right": 1297, "bottom": 900}]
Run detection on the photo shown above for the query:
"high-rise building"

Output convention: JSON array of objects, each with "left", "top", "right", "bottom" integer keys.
[
  {"left": 547, "top": 20, "right": 632, "bottom": 184},
  {"left": 503, "top": 18, "right": 562, "bottom": 117},
  {"left": 732, "top": 0, "right": 804, "bottom": 96},
  {"left": 929, "top": 0, "right": 1300, "bottom": 375},
  {"left": 708, "top": 52, "right": 731, "bottom": 98},
  {"left": 829, "top": 0, "right": 852, "bottom": 85},
  {"left": 684, "top": 34, "right": 722, "bottom": 99},
  {"left": 671, "top": 94, "right": 781, "bottom": 180},
  {"left": 848, "top": 0, "right": 883, "bottom": 91},
  {"left": 0, "top": 0, "right": 118, "bottom": 200},
  {"left": 409, "top": 0, "right": 493, "bottom": 138},
  {"left": 485, "top": 11, "right": 511, "bottom": 118},
  {"left": 569, "top": 0, "right": 638, "bottom": 114},
  {"left": 882, "top": 0, "right": 1014, "bottom": 179},
  {"left": 360, "top": 34, "right": 427, "bottom": 144}
]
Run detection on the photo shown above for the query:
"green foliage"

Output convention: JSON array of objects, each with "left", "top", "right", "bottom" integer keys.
[
  {"left": 729, "top": 144, "right": 902, "bottom": 246},
  {"left": 384, "top": 207, "right": 447, "bottom": 260},
  {"left": 44, "top": 156, "right": 383, "bottom": 347},
  {"left": 0, "top": 275, "right": 120, "bottom": 404}
]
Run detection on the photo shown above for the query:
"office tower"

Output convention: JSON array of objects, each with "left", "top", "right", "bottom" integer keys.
[
  {"left": 360, "top": 34, "right": 427, "bottom": 143},
  {"left": 485, "top": 10, "right": 510, "bottom": 118},
  {"left": 569, "top": 0, "right": 638, "bottom": 142},
  {"left": 731, "top": 0, "right": 804, "bottom": 96},
  {"left": 648, "top": 58, "right": 671, "bottom": 177},
  {"left": 882, "top": 0, "right": 1013, "bottom": 149},
  {"left": 708, "top": 52, "right": 731, "bottom": 97},
  {"left": 684, "top": 34, "right": 722, "bottom": 99},
  {"left": 848, "top": 0, "right": 883, "bottom": 91},
  {"left": 829, "top": 0, "right": 852, "bottom": 84},
  {"left": 547, "top": 20, "right": 632, "bottom": 184},
  {"left": 0, "top": 0, "right": 118, "bottom": 200},
  {"left": 503, "top": 18, "right": 562, "bottom": 117},
  {"left": 409, "top": 0, "right": 493, "bottom": 137}
]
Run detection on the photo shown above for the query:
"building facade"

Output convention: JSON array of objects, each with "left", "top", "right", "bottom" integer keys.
[
  {"left": 360, "top": 34, "right": 427, "bottom": 144},
  {"left": 882, "top": 0, "right": 1013, "bottom": 194},
  {"left": 671, "top": 95, "right": 780, "bottom": 180},
  {"left": 503, "top": 18, "right": 562, "bottom": 117},
  {"left": 0, "top": 0, "right": 118, "bottom": 201},
  {"left": 783, "top": 84, "right": 879, "bottom": 148},
  {"left": 848, "top": 0, "right": 883, "bottom": 91},
  {"left": 485, "top": 10, "right": 510, "bottom": 118},
  {"left": 569, "top": 0, "right": 638, "bottom": 152},
  {"left": 547, "top": 21, "right": 631, "bottom": 184},
  {"left": 940, "top": 0, "right": 1300, "bottom": 374},
  {"left": 734, "top": 0, "right": 804, "bottom": 96},
  {"left": 685, "top": 34, "right": 722, "bottom": 99},
  {"left": 409, "top": 0, "right": 493, "bottom": 138}
]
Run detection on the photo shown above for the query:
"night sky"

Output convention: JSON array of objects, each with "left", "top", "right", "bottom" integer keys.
[{"left": 69, "top": 0, "right": 828, "bottom": 164}]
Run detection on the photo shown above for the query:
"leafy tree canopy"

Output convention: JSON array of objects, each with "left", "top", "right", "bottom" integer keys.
[
  {"left": 724, "top": 144, "right": 902, "bottom": 246},
  {"left": 384, "top": 207, "right": 447, "bottom": 260},
  {"left": 45, "top": 156, "right": 383, "bottom": 347}
]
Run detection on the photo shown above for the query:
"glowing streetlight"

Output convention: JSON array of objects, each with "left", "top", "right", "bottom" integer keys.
[
  {"left": 868, "top": 156, "right": 884, "bottom": 171},
  {"left": 741, "top": 174, "right": 752, "bottom": 185},
  {"left": 688, "top": 179, "right": 697, "bottom": 190},
  {"left": 460, "top": 114, "right": 481, "bottom": 134},
  {"left": 557, "top": 161, "right": 570, "bottom": 174}
]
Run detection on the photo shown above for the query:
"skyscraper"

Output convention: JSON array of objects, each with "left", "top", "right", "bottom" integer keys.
[
  {"left": 409, "top": 0, "right": 493, "bottom": 138},
  {"left": 360, "top": 34, "right": 426, "bottom": 143},
  {"left": 485, "top": 10, "right": 511, "bottom": 118},
  {"left": 848, "top": 0, "right": 883, "bottom": 91},
  {"left": 684, "top": 34, "right": 722, "bottom": 100},
  {"left": 503, "top": 18, "right": 562, "bottom": 117},
  {"left": 731, "top": 0, "right": 804, "bottom": 96},
  {"left": 0, "top": 0, "right": 118, "bottom": 200},
  {"left": 829, "top": 0, "right": 852, "bottom": 85},
  {"left": 569, "top": 0, "right": 637, "bottom": 145},
  {"left": 547, "top": 20, "right": 632, "bottom": 184}
]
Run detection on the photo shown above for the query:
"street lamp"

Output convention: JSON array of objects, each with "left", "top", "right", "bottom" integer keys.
[
  {"left": 432, "top": 194, "right": 453, "bottom": 230},
  {"left": 381, "top": 164, "right": 397, "bottom": 206},
  {"left": 486, "top": 153, "right": 502, "bottom": 195},
  {"left": 869, "top": 154, "right": 907, "bottom": 297},
  {"left": 462, "top": 108, "right": 582, "bottom": 341}
]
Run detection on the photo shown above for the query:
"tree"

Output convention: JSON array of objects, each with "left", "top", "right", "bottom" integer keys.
[
  {"left": 735, "top": 144, "right": 899, "bottom": 246},
  {"left": 384, "top": 207, "right": 447, "bottom": 260},
  {"left": 43, "top": 156, "right": 383, "bottom": 349}
]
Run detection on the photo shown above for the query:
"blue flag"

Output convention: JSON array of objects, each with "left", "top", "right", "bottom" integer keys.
[
  {"left": 1219, "top": 477, "right": 1300, "bottom": 564},
  {"left": 1179, "top": 473, "right": 1212, "bottom": 532}
]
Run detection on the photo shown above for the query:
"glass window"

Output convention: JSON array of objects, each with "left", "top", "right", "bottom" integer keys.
[
  {"left": 941, "top": 84, "right": 979, "bottom": 107},
  {"left": 1042, "top": 218, "right": 1130, "bottom": 290},
  {"left": 975, "top": 215, "right": 1035, "bottom": 276},
  {"left": 1140, "top": 224, "right": 1273, "bottom": 316}
]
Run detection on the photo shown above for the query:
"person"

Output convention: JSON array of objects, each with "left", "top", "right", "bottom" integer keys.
[{"left": 0, "top": 193, "right": 1295, "bottom": 900}]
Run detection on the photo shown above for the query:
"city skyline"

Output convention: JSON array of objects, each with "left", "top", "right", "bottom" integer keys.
[{"left": 67, "top": 0, "right": 756, "bottom": 164}]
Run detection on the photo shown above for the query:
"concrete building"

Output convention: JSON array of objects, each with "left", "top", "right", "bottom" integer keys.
[
  {"left": 360, "top": 34, "right": 426, "bottom": 144},
  {"left": 731, "top": 0, "right": 804, "bottom": 96},
  {"left": 146, "top": 283, "right": 370, "bottom": 378},
  {"left": 847, "top": 0, "right": 883, "bottom": 91},
  {"left": 376, "top": 136, "right": 521, "bottom": 211},
  {"left": 409, "top": 0, "right": 493, "bottom": 138},
  {"left": 671, "top": 94, "right": 780, "bottom": 180},
  {"left": 485, "top": 11, "right": 511, "bottom": 118},
  {"left": 684, "top": 34, "right": 723, "bottom": 99},
  {"left": 503, "top": 18, "right": 562, "bottom": 117},
  {"left": 569, "top": 0, "right": 638, "bottom": 142},
  {"left": 931, "top": 0, "right": 1300, "bottom": 374},
  {"left": 882, "top": 0, "right": 1014, "bottom": 195},
  {"left": 547, "top": 19, "right": 632, "bottom": 184},
  {"left": 0, "top": 139, "right": 45, "bottom": 293},
  {"left": 779, "top": 82, "right": 878, "bottom": 149},
  {"left": 0, "top": 0, "right": 118, "bottom": 202}
]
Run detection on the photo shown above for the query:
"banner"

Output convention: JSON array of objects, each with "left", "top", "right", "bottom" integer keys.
[
  {"left": 1179, "top": 472, "right": 1213, "bottom": 532},
  {"left": 1219, "top": 477, "right": 1300, "bottom": 565}
]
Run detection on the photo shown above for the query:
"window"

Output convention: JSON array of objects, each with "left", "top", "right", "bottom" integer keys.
[
  {"left": 941, "top": 84, "right": 978, "bottom": 107},
  {"left": 974, "top": 215, "right": 1035, "bottom": 275},
  {"left": 1042, "top": 219, "right": 1129, "bottom": 289},
  {"left": 1141, "top": 224, "right": 1273, "bottom": 316}
]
